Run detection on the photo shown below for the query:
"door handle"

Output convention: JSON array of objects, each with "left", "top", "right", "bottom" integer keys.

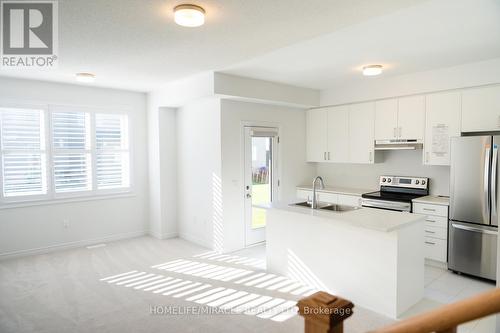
[
  {"left": 452, "top": 223, "right": 498, "bottom": 235},
  {"left": 484, "top": 146, "right": 491, "bottom": 222},
  {"left": 425, "top": 241, "right": 436, "bottom": 245},
  {"left": 491, "top": 146, "right": 498, "bottom": 220}
]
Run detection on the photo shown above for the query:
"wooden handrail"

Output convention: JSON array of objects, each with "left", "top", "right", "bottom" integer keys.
[
  {"left": 299, "top": 288, "right": 500, "bottom": 333},
  {"left": 370, "top": 288, "right": 500, "bottom": 333},
  {"left": 298, "top": 291, "right": 354, "bottom": 333}
]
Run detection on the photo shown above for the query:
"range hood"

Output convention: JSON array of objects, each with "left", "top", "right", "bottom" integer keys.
[{"left": 375, "top": 139, "right": 423, "bottom": 150}]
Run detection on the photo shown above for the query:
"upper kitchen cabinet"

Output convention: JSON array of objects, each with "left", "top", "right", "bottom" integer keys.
[
  {"left": 349, "top": 102, "right": 375, "bottom": 164},
  {"left": 306, "top": 108, "right": 328, "bottom": 162},
  {"left": 327, "top": 106, "right": 349, "bottom": 163},
  {"left": 375, "top": 99, "right": 398, "bottom": 140},
  {"left": 398, "top": 95, "right": 425, "bottom": 141},
  {"left": 424, "top": 92, "right": 461, "bottom": 166},
  {"left": 306, "top": 106, "right": 349, "bottom": 163},
  {"left": 374, "top": 96, "right": 425, "bottom": 141},
  {"left": 462, "top": 85, "right": 500, "bottom": 132}
]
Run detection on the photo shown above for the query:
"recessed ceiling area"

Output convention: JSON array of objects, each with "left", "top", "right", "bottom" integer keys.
[
  {"left": 221, "top": 0, "right": 500, "bottom": 90},
  {"left": 0, "top": 0, "right": 427, "bottom": 91}
]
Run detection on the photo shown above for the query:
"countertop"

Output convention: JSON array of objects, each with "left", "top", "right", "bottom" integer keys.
[
  {"left": 264, "top": 202, "right": 425, "bottom": 232},
  {"left": 296, "top": 185, "right": 375, "bottom": 196},
  {"left": 412, "top": 195, "right": 450, "bottom": 206}
]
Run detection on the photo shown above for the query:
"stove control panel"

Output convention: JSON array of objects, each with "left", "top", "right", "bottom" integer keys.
[{"left": 379, "top": 176, "right": 429, "bottom": 190}]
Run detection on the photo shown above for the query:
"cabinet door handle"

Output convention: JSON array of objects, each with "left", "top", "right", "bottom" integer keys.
[
  {"left": 425, "top": 230, "right": 436, "bottom": 234},
  {"left": 328, "top": 152, "right": 330, "bottom": 160},
  {"left": 426, "top": 218, "right": 436, "bottom": 223},
  {"left": 324, "top": 152, "right": 327, "bottom": 160},
  {"left": 423, "top": 208, "right": 436, "bottom": 212},
  {"left": 425, "top": 241, "right": 436, "bottom": 245}
]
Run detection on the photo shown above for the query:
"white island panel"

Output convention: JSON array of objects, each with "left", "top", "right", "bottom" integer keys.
[{"left": 266, "top": 206, "right": 424, "bottom": 318}]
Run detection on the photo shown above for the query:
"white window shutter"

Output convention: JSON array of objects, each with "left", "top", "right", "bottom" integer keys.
[
  {"left": 95, "top": 114, "right": 129, "bottom": 189},
  {"left": 0, "top": 108, "right": 47, "bottom": 197},
  {"left": 51, "top": 111, "right": 92, "bottom": 193}
]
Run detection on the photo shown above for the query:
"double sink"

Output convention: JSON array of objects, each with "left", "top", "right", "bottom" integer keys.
[{"left": 291, "top": 201, "right": 359, "bottom": 212}]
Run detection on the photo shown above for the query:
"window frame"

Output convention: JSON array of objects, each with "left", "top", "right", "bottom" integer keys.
[{"left": 0, "top": 103, "right": 134, "bottom": 208}]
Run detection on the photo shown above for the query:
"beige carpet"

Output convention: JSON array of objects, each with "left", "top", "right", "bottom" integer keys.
[{"left": 0, "top": 236, "right": 394, "bottom": 333}]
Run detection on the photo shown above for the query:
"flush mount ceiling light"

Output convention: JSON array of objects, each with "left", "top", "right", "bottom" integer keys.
[
  {"left": 362, "top": 65, "right": 383, "bottom": 76},
  {"left": 174, "top": 4, "right": 205, "bottom": 27},
  {"left": 75, "top": 73, "right": 96, "bottom": 83}
]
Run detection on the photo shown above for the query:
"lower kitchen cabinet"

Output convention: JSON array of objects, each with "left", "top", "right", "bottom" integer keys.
[
  {"left": 413, "top": 202, "right": 449, "bottom": 263},
  {"left": 296, "top": 189, "right": 362, "bottom": 207}
]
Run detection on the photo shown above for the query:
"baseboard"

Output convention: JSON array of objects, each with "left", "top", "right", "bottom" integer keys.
[
  {"left": 0, "top": 230, "right": 148, "bottom": 260},
  {"left": 425, "top": 258, "right": 448, "bottom": 269},
  {"left": 178, "top": 232, "right": 213, "bottom": 250},
  {"left": 149, "top": 230, "right": 178, "bottom": 240}
]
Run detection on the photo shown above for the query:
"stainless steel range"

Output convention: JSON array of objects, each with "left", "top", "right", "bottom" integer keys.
[{"left": 362, "top": 175, "right": 429, "bottom": 212}]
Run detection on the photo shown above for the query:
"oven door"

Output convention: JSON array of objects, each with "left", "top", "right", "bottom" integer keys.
[{"left": 361, "top": 198, "right": 411, "bottom": 212}]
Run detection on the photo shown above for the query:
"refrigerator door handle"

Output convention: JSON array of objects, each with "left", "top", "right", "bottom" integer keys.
[
  {"left": 451, "top": 223, "right": 498, "bottom": 236},
  {"left": 484, "top": 146, "right": 491, "bottom": 222},
  {"left": 492, "top": 145, "right": 498, "bottom": 223}
]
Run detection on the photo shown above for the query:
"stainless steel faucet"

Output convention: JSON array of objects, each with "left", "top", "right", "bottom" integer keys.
[{"left": 312, "top": 176, "right": 325, "bottom": 209}]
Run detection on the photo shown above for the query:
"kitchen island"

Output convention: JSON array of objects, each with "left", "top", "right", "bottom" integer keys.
[{"left": 266, "top": 203, "right": 425, "bottom": 318}]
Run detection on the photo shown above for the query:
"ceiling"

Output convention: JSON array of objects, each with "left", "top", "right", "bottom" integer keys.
[
  {"left": 223, "top": 0, "right": 500, "bottom": 90},
  {"left": 0, "top": 0, "right": 427, "bottom": 92}
]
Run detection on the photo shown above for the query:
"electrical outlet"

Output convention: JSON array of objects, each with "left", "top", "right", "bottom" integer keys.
[{"left": 63, "top": 219, "right": 69, "bottom": 229}]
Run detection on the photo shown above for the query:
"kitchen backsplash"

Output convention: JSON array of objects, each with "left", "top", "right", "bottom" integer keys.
[{"left": 315, "top": 150, "right": 450, "bottom": 196}]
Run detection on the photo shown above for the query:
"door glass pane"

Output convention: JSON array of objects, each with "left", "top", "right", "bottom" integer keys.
[{"left": 251, "top": 136, "right": 272, "bottom": 229}]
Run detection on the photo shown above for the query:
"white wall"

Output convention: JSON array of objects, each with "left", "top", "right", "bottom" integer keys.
[
  {"left": 214, "top": 73, "right": 319, "bottom": 108},
  {"left": 0, "top": 77, "right": 148, "bottom": 258},
  {"left": 176, "top": 98, "right": 222, "bottom": 249},
  {"left": 320, "top": 58, "right": 500, "bottom": 106},
  {"left": 146, "top": 90, "right": 178, "bottom": 240},
  {"left": 220, "top": 99, "right": 315, "bottom": 251},
  {"left": 316, "top": 150, "right": 450, "bottom": 196}
]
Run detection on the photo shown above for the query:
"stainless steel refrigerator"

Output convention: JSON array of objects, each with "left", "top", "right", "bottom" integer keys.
[{"left": 449, "top": 136, "right": 498, "bottom": 281}]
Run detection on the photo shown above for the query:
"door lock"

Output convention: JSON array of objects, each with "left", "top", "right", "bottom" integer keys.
[{"left": 246, "top": 193, "right": 252, "bottom": 199}]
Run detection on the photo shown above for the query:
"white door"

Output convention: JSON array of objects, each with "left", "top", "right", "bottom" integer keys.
[
  {"left": 327, "top": 106, "right": 349, "bottom": 163},
  {"left": 424, "top": 92, "right": 461, "bottom": 165},
  {"left": 462, "top": 85, "right": 500, "bottom": 132},
  {"left": 244, "top": 126, "right": 278, "bottom": 246},
  {"left": 349, "top": 102, "right": 375, "bottom": 164},
  {"left": 398, "top": 95, "right": 425, "bottom": 140},
  {"left": 306, "top": 109, "right": 328, "bottom": 162},
  {"left": 375, "top": 99, "right": 398, "bottom": 140}
]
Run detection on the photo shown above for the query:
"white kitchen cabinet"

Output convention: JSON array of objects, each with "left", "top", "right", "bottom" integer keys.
[
  {"left": 375, "top": 99, "right": 398, "bottom": 140},
  {"left": 306, "top": 108, "right": 328, "bottom": 162},
  {"left": 462, "top": 85, "right": 500, "bottom": 132},
  {"left": 424, "top": 92, "right": 461, "bottom": 165},
  {"left": 296, "top": 189, "right": 362, "bottom": 207},
  {"left": 398, "top": 95, "right": 425, "bottom": 140},
  {"left": 374, "top": 96, "right": 424, "bottom": 141},
  {"left": 349, "top": 102, "right": 375, "bottom": 164},
  {"left": 337, "top": 194, "right": 362, "bottom": 207},
  {"left": 413, "top": 202, "right": 449, "bottom": 263},
  {"left": 327, "top": 106, "right": 349, "bottom": 163}
]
